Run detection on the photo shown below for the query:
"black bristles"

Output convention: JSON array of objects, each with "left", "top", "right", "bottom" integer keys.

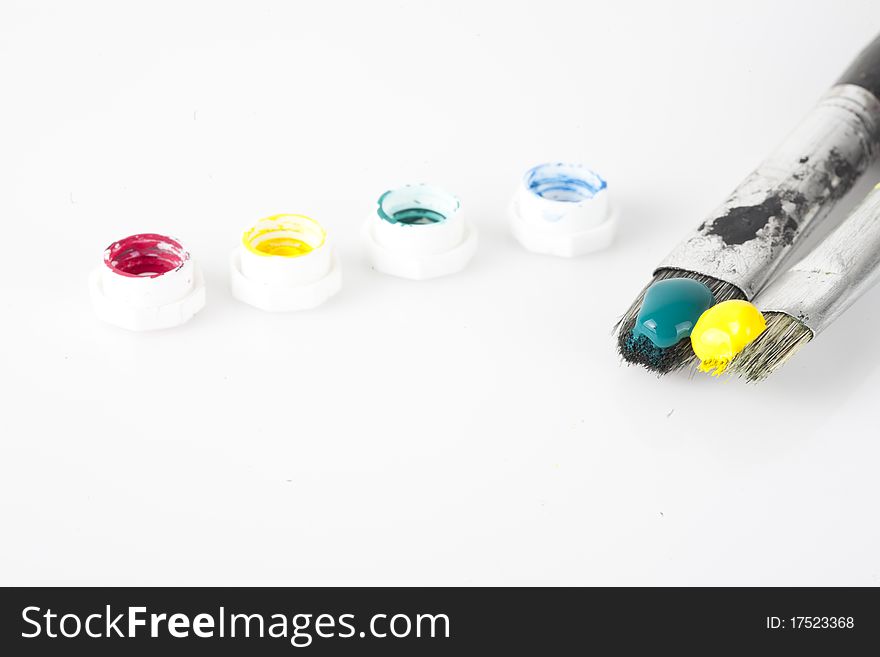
[
  {"left": 615, "top": 268, "right": 745, "bottom": 374},
  {"left": 727, "top": 312, "right": 814, "bottom": 381}
]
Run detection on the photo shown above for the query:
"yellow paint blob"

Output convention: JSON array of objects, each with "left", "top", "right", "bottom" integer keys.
[
  {"left": 242, "top": 214, "right": 326, "bottom": 257},
  {"left": 690, "top": 300, "right": 766, "bottom": 375}
]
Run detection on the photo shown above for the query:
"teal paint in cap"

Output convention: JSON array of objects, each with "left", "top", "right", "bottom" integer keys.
[{"left": 632, "top": 278, "right": 715, "bottom": 348}]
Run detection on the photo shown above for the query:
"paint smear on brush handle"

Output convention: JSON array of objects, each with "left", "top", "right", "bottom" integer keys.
[{"left": 656, "top": 84, "right": 880, "bottom": 300}]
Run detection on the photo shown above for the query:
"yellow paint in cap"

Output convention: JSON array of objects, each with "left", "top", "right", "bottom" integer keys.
[
  {"left": 242, "top": 214, "right": 326, "bottom": 257},
  {"left": 690, "top": 300, "right": 766, "bottom": 375}
]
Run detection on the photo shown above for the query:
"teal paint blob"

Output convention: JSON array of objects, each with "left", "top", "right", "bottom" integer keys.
[
  {"left": 388, "top": 207, "right": 446, "bottom": 225},
  {"left": 376, "top": 186, "right": 458, "bottom": 226},
  {"left": 632, "top": 278, "right": 715, "bottom": 348}
]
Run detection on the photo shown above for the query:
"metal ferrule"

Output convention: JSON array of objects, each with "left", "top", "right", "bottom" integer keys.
[
  {"left": 657, "top": 84, "right": 880, "bottom": 299},
  {"left": 753, "top": 184, "right": 880, "bottom": 334}
]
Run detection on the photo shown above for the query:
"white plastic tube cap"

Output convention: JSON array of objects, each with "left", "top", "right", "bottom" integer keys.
[
  {"left": 89, "top": 233, "right": 206, "bottom": 331},
  {"left": 363, "top": 184, "right": 478, "bottom": 280},
  {"left": 510, "top": 162, "right": 618, "bottom": 257},
  {"left": 230, "top": 214, "right": 342, "bottom": 312}
]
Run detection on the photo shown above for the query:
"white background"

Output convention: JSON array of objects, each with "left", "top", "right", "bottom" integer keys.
[{"left": 2, "top": 0, "right": 880, "bottom": 586}]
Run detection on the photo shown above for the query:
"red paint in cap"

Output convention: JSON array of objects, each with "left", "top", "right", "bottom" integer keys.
[{"left": 103, "top": 233, "right": 189, "bottom": 278}]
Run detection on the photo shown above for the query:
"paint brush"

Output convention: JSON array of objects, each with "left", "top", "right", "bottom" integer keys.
[
  {"left": 617, "top": 33, "right": 880, "bottom": 374},
  {"left": 724, "top": 183, "right": 880, "bottom": 380}
]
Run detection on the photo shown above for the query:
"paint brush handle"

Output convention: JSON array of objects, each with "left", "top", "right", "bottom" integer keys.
[
  {"left": 837, "top": 33, "right": 880, "bottom": 100},
  {"left": 657, "top": 35, "right": 880, "bottom": 300},
  {"left": 753, "top": 184, "right": 880, "bottom": 335}
]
